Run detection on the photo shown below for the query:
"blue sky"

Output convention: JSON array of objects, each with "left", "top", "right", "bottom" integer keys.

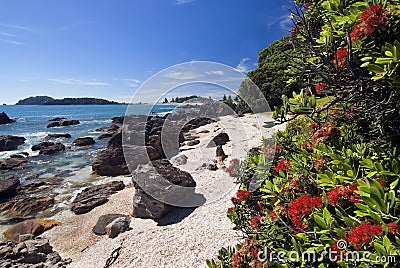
[{"left": 0, "top": 0, "right": 292, "bottom": 104}]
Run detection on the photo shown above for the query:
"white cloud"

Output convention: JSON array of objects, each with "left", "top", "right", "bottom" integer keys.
[
  {"left": 175, "top": 0, "right": 195, "bottom": 4},
  {"left": 0, "top": 32, "right": 16, "bottom": 37},
  {"left": 48, "top": 78, "right": 111, "bottom": 86},
  {"left": 0, "top": 22, "right": 33, "bottom": 32},
  {"left": 163, "top": 70, "right": 202, "bottom": 80},
  {"left": 235, "top": 58, "right": 251, "bottom": 73},
  {"left": 266, "top": 15, "right": 293, "bottom": 31},
  {"left": 206, "top": 70, "right": 225, "bottom": 76},
  {"left": 1, "top": 39, "right": 23, "bottom": 45}
]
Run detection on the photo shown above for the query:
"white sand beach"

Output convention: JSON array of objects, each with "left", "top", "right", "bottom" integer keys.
[{"left": 42, "top": 114, "right": 285, "bottom": 268}]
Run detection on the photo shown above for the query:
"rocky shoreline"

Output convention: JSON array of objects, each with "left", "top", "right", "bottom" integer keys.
[{"left": 0, "top": 107, "right": 282, "bottom": 267}]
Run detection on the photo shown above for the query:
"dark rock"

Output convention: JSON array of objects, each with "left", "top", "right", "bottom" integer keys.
[
  {"left": 46, "top": 119, "right": 80, "bottom": 128},
  {"left": 9, "top": 153, "right": 26, "bottom": 159},
  {"left": 186, "top": 140, "right": 200, "bottom": 146},
  {"left": 48, "top": 117, "right": 66, "bottom": 121},
  {"left": 73, "top": 137, "right": 95, "bottom": 147},
  {"left": 0, "top": 135, "right": 26, "bottom": 151},
  {"left": 31, "top": 142, "right": 65, "bottom": 155},
  {"left": 106, "top": 217, "right": 130, "bottom": 238},
  {"left": 3, "top": 220, "right": 43, "bottom": 242},
  {"left": 1, "top": 219, "right": 60, "bottom": 241},
  {"left": 216, "top": 145, "right": 227, "bottom": 162},
  {"left": 70, "top": 181, "right": 125, "bottom": 214},
  {"left": 207, "top": 132, "right": 229, "bottom": 147},
  {"left": 0, "top": 112, "right": 16, "bottom": 125},
  {"left": 181, "top": 117, "right": 216, "bottom": 132},
  {"left": 132, "top": 160, "right": 196, "bottom": 219},
  {"left": 111, "top": 116, "right": 125, "bottom": 124},
  {"left": 198, "top": 130, "right": 210, "bottom": 134},
  {"left": 0, "top": 237, "right": 71, "bottom": 267},
  {"left": 93, "top": 129, "right": 160, "bottom": 176},
  {"left": 0, "top": 196, "right": 55, "bottom": 217},
  {"left": 92, "top": 214, "right": 128, "bottom": 235},
  {"left": 197, "top": 162, "right": 218, "bottom": 171},
  {"left": 0, "top": 157, "right": 27, "bottom": 170},
  {"left": 0, "top": 176, "right": 20, "bottom": 200},
  {"left": 44, "top": 133, "right": 71, "bottom": 140},
  {"left": 95, "top": 124, "right": 120, "bottom": 133},
  {"left": 98, "top": 133, "right": 113, "bottom": 139}
]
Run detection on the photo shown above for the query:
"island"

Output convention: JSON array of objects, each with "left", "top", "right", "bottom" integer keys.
[{"left": 16, "top": 96, "right": 120, "bottom": 105}]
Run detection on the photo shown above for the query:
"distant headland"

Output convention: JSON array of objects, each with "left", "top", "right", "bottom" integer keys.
[{"left": 16, "top": 96, "right": 120, "bottom": 105}]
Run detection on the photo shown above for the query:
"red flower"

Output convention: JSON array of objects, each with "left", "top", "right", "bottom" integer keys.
[
  {"left": 250, "top": 215, "right": 263, "bottom": 230},
  {"left": 274, "top": 159, "right": 292, "bottom": 172},
  {"left": 254, "top": 201, "right": 264, "bottom": 213},
  {"left": 347, "top": 223, "right": 383, "bottom": 249},
  {"left": 290, "top": 25, "right": 302, "bottom": 36},
  {"left": 304, "top": 2, "right": 310, "bottom": 9},
  {"left": 377, "top": 178, "right": 385, "bottom": 187},
  {"left": 314, "top": 156, "right": 326, "bottom": 170},
  {"left": 236, "top": 189, "right": 251, "bottom": 201},
  {"left": 327, "top": 183, "right": 360, "bottom": 206},
  {"left": 232, "top": 252, "right": 242, "bottom": 267},
  {"left": 334, "top": 48, "right": 348, "bottom": 70},
  {"left": 351, "top": 4, "right": 387, "bottom": 42},
  {"left": 315, "top": 83, "right": 327, "bottom": 94},
  {"left": 269, "top": 210, "right": 278, "bottom": 221},
  {"left": 388, "top": 222, "right": 399, "bottom": 234},
  {"left": 288, "top": 195, "right": 322, "bottom": 230},
  {"left": 336, "top": 47, "right": 348, "bottom": 60},
  {"left": 227, "top": 207, "right": 234, "bottom": 214}
]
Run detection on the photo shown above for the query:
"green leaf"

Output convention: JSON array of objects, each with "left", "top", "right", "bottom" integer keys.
[
  {"left": 368, "top": 64, "right": 385, "bottom": 73},
  {"left": 314, "top": 214, "right": 327, "bottom": 229}
]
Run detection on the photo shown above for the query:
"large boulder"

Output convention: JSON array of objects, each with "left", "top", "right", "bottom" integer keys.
[
  {"left": 0, "top": 196, "right": 55, "bottom": 217},
  {"left": 3, "top": 219, "right": 61, "bottom": 242},
  {"left": 44, "top": 133, "right": 71, "bottom": 140},
  {"left": 92, "top": 129, "right": 160, "bottom": 176},
  {"left": 0, "top": 236, "right": 71, "bottom": 267},
  {"left": 207, "top": 132, "right": 229, "bottom": 147},
  {"left": 111, "top": 116, "right": 124, "bottom": 124},
  {"left": 0, "top": 112, "right": 16, "bottom": 125},
  {"left": 92, "top": 214, "right": 128, "bottom": 235},
  {"left": 132, "top": 160, "right": 196, "bottom": 219},
  {"left": 0, "top": 176, "right": 20, "bottom": 200},
  {"left": 73, "top": 137, "right": 95, "bottom": 147},
  {"left": 106, "top": 217, "right": 130, "bottom": 238},
  {"left": 0, "top": 157, "right": 27, "bottom": 170},
  {"left": 32, "top": 142, "right": 65, "bottom": 155},
  {"left": 46, "top": 119, "right": 80, "bottom": 128},
  {"left": 70, "top": 181, "right": 125, "bottom": 214},
  {"left": 0, "top": 135, "right": 26, "bottom": 151},
  {"left": 95, "top": 124, "right": 120, "bottom": 133}
]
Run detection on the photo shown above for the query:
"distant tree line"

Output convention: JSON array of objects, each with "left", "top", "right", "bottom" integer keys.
[{"left": 16, "top": 96, "right": 119, "bottom": 105}]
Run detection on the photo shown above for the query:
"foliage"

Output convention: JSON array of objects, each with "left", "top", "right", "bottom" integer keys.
[
  {"left": 238, "top": 38, "right": 302, "bottom": 111},
  {"left": 209, "top": 1, "right": 400, "bottom": 267},
  {"left": 16, "top": 96, "right": 119, "bottom": 105}
]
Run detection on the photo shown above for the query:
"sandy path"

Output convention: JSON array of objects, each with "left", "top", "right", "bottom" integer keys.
[{"left": 43, "top": 114, "right": 284, "bottom": 268}]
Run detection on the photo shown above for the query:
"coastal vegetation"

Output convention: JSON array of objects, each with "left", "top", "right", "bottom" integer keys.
[
  {"left": 16, "top": 96, "right": 119, "bottom": 105},
  {"left": 209, "top": 0, "right": 400, "bottom": 267}
]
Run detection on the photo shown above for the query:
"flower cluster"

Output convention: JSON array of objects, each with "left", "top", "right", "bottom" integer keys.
[
  {"left": 314, "top": 156, "right": 327, "bottom": 170},
  {"left": 334, "top": 47, "right": 348, "bottom": 70},
  {"left": 327, "top": 183, "right": 361, "bottom": 206},
  {"left": 290, "top": 25, "right": 302, "bottom": 36},
  {"left": 350, "top": 4, "right": 387, "bottom": 42},
  {"left": 250, "top": 215, "right": 263, "bottom": 230},
  {"left": 347, "top": 223, "right": 383, "bottom": 249},
  {"left": 232, "top": 239, "right": 264, "bottom": 267},
  {"left": 388, "top": 222, "right": 400, "bottom": 234},
  {"left": 232, "top": 189, "right": 251, "bottom": 202},
  {"left": 226, "top": 158, "right": 240, "bottom": 177},
  {"left": 315, "top": 83, "right": 327, "bottom": 94},
  {"left": 288, "top": 195, "right": 323, "bottom": 230},
  {"left": 274, "top": 159, "right": 292, "bottom": 172}
]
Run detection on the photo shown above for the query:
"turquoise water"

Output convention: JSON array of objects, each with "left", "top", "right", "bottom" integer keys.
[{"left": 0, "top": 104, "right": 177, "bottom": 183}]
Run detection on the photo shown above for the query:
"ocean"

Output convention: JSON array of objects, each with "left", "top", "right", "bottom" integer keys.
[{"left": 0, "top": 104, "right": 177, "bottom": 227}]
